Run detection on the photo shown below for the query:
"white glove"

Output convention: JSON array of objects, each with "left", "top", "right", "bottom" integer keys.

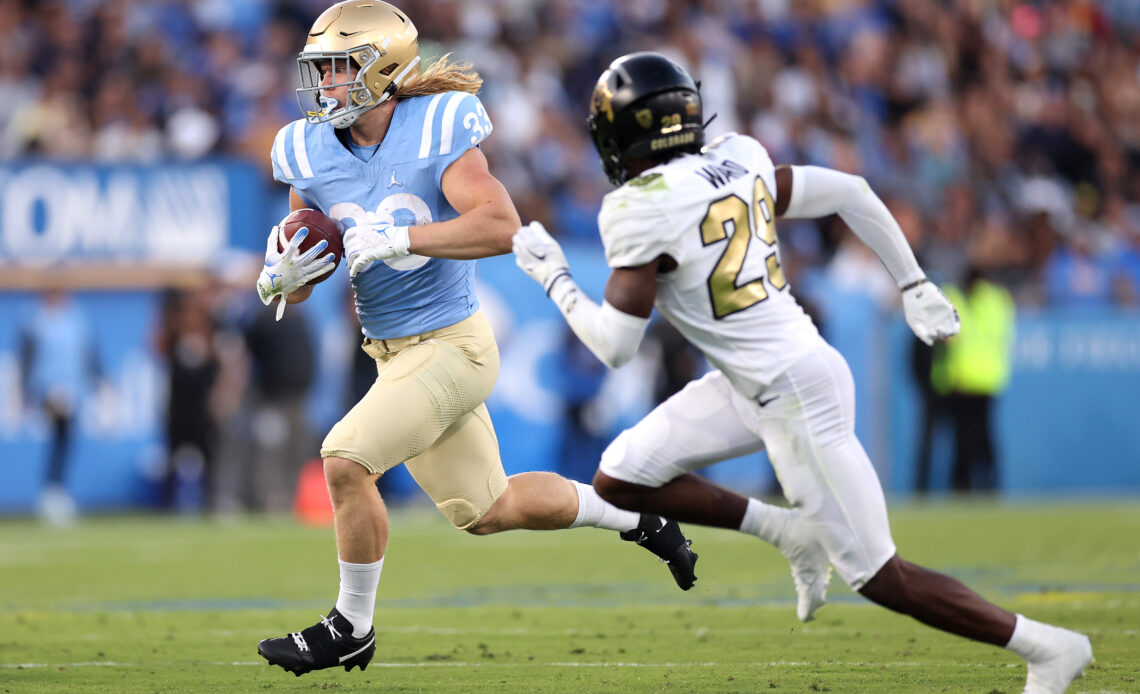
[
  {"left": 902, "top": 279, "right": 960, "bottom": 345},
  {"left": 512, "top": 221, "right": 571, "bottom": 295},
  {"left": 345, "top": 212, "right": 411, "bottom": 277},
  {"left": 256, "top": 223, "right": 336, "bottom": 321}
]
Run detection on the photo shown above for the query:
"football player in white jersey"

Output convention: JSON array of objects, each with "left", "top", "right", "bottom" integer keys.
[
  {"left": 253, "top": 7, "right": 696, "bottom": 676},
  {"left": 513, "top": 52, "right": 1093, "bottom": 694}
]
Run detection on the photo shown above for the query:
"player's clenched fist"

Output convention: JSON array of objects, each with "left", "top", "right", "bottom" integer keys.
[
  {"left": 902, "top": 279, "right": 960, "bottom": 345},
  {"left": 512, "top": 221, "right": 570, "bottom": 295}
]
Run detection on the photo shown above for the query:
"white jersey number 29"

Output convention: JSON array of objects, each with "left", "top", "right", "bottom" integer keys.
[{"left": 699, "top": 176, "right": 787, "bottom": 319}]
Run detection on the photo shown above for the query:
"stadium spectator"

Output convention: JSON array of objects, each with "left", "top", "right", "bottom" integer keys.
[
  {"left": 241, "top": 287, "right": 317, "bottom": 512},
  {"left": 19, "top": 289, "right": 103, "bottom": 526},
  {"left": 154, "top": 286, "right": 220, "bottom": 513},
  {"left": 0, "top": 0, "right": 1135, "bottom": 318},
  {"left": 553, "top": 328, "right": 608, "bottom": 483}
]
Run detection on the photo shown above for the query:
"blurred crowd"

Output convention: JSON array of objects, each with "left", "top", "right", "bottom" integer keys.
[
  {"left": 4, "top": 0, "right": 1140, "bottom": 310},
  {"left": 2, "top": 0, "right": 1140, "bottom": 307}
]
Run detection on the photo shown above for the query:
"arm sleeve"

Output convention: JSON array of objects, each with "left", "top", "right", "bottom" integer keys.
[
  {"left": 546, "top": 276, "right": 650, "bottom": 369},
  {"left": 783, "top": 165, "right": 925, "bottom": 288}
]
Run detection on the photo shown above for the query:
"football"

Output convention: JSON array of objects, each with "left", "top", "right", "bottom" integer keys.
[{"left": 279, "top": 208, "right": 343, "bottom": 284}]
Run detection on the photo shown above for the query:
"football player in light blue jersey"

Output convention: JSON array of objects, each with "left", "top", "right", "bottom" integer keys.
[{"left": 253, "top": 2, "right": 696, "bottom": 678}]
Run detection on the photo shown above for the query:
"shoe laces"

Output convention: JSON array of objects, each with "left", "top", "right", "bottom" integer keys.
[{"left": 320, "top": 614, "right": 342, "bottom": 640}]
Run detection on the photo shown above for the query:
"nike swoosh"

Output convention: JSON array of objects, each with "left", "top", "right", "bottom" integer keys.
[
  {"left": 533, "top": 252, "right": 546, "bottom": 260},
  {"left": 338, "top": 635, "right": 375, "bottom": 662},
  {"left": 758, "top": 395, "right": 779, "bottom": 407}
]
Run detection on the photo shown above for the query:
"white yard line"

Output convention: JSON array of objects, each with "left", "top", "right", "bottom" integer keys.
[{"left": 0, "top": 660, "right": 1038, "bottom": 669}]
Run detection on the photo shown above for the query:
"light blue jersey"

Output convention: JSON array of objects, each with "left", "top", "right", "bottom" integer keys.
[{"left": 270, "top": 91, "right": 494, "bottom": 340}]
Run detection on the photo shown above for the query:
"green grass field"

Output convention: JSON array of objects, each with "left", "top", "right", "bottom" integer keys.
[{"left": 2, "top": 500, "right": 1138, "bottom": 693}]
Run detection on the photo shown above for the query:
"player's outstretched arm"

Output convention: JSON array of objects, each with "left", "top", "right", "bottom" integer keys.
[
  {"left": 775, "top": 165, "right": 924, "bottom": 287},
  {"left": 774, "top": 165, "right": 959, "bottom": 343},
  {"left": 512, "top": 221, "right": 653, "bottom": 368}
]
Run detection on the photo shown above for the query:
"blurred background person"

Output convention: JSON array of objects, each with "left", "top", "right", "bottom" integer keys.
[
  {"left": 938, "top": 266, "right": 1017, "bottom": 493},
  {"left": 155, "top": 287, "right": 221, "bottom": 513},
  {"left": 242, "top": 286, "right": 317, "bottom": 512},
  {"left": 18, "top": 289, "right": 102, "bottom": 526},
  {"left": 553, "top": 328, "right": 608, "bottom": 483}
]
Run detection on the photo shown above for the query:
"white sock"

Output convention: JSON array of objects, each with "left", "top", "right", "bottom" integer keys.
[
  {"left": 335, "top": 557, "right": 384, "bottom": 638},
  {"left": 568, "top": 481, "right": 640, "bottom": 532},
  {"left": 739, "top": 497, "right": 795, "bottom": 546},
  {"left": 1006, "top": 613, "right": 1051, "bottom": 661}
]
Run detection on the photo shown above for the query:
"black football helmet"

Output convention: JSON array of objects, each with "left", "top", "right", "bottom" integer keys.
[{"left": 587, "top": 52, "right": 704, "bottom": 185}]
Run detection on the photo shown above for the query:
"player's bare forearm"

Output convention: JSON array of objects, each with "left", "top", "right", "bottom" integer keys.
[
  {"left": 413, "top": 147, "right": 520, "bottom": 259},
  {"left": 407, "top": 199, "right": 519, "bottom": 259}
]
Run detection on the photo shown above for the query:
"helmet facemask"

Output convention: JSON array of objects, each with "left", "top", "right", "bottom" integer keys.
[
  {"left": 296, "top": 1, "right": 422, "bottom": 130},
  {"left": 296, "top": 44, "right": 420, "bottom": 129}
]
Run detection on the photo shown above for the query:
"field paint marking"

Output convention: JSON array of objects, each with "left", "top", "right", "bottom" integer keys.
[
  {"left": 2, "top": 660, "right": 1029, "bottom": 670},
  {"left": 198, "top": 625, "right": 1140, "bottom": 638}
]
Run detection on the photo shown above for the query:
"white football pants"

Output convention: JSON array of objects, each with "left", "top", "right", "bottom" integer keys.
[{"left": 599, "top": 341, "right": 896, "bottom": 589}]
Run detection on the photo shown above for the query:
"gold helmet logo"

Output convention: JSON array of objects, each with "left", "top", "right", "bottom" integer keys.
[
  {"left": 635, "top": 109, "right": 653, "bottom": 129},
  {"left": 592, "top": 83, "right": 615, "bottom": 123}
]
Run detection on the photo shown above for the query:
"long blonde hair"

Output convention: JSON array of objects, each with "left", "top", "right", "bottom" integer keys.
[{"left": 397, "top": 53, "right": 482, "bottom": 98}]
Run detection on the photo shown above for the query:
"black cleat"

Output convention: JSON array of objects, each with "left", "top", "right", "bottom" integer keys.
[
  {"left": 257, "top": 608, "right": 375, "bottom": 677},
  {"left": 621, "top": 514, "right": 698, "bottom": 590}
]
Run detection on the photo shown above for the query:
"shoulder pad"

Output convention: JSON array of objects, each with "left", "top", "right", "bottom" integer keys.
[
  {"left": 411, "top": 91, "right": 493, "bottom": 162},
  {"left": 271, "top": 119, "right": 319, "bottom": 184},
  {"left": 599, "top": 185, "right": 675, "bottom": 268}
]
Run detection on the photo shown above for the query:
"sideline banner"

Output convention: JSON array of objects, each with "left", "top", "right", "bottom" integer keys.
[{"left": 0, "top": 161, "right": 265, "bottom": 265}]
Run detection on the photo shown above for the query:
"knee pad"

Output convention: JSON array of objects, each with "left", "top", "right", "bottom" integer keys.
[
  {"left": 600, "top": 429, "right": 678, "bottom": 488},
  {"left": 436, "top": 496, "right": 484, "bottom": 530}
]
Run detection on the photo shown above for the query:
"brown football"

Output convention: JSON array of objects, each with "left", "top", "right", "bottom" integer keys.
[{"left": 279, "top": 208, "right": 343, "bottom": 284}]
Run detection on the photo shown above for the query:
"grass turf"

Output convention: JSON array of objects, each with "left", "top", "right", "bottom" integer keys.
[{"left": 1, "top": 500, "right": 1137, "bottom": 693}]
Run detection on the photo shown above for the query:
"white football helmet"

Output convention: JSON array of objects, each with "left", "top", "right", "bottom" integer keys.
[{"left": 296, "top": 0, "right": 421, "bottom": 129}]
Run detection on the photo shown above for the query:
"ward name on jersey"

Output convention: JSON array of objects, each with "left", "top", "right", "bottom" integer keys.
[
  {"left": 270, "top": 91, "right": 494, "bottom": 340},
  {"left": 599, "top": 133, "right": 821, "bottom": 398}
]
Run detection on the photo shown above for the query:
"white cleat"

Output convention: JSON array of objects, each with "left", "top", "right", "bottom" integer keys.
[
  {"left": 778, "top": 511, "right": 831, "bottom": 622},
  {"left": 1023, "top": 627, "right": 1093, "bottom": 694}
]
